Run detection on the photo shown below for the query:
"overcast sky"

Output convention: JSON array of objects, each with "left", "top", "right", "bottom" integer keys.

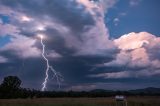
[{"left": 0, "top": 0, "right": 160, "bottom": 91}]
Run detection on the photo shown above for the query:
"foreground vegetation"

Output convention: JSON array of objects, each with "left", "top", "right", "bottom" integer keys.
[
  {"left": 0, "top": 76, "right": 160, "bottom": 106},
  {"left": 0, "top": 97, "right": 160, "bottom": 106},
  {"left": 1, "top": 76, "right": 160, "bottom": 99}
]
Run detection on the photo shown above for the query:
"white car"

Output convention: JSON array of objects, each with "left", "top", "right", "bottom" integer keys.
[{"left": 115, "top": 95, "right": 125, "bottom": 101}]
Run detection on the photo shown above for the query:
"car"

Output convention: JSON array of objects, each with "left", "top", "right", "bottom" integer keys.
[{"left": 115, "top": 95, "right": 125, "bottom": 101}]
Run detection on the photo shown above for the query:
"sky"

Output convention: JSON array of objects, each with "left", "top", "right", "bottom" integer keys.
[{"left": 0, "top": 0, "right": 160, "bottom": 91}]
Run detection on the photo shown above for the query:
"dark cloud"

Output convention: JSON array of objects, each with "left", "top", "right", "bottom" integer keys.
[
  {"left": 0, "top": 0, "right": 160, "bottom": 91},
  {"left": 0, "top": 0, "right": 95, "bottom": 33}
]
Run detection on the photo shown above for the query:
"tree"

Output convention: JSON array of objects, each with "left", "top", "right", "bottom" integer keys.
[
  {"left": 0, "top": 76, "right": 22, "bottom": 98},
  {"left": 1, "top": 76, "right": 21, "bottom": 90}
]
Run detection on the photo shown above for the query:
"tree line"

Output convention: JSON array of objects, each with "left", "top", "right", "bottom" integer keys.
[{"left": 0, "top": 76, "right": 160, "bottom": 99}]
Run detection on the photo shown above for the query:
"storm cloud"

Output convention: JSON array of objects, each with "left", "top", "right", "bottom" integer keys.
[{"left": 0, "top": 0, "right": 160, "bottom": 90}]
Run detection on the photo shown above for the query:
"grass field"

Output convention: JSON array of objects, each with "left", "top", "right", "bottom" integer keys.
[{"left": 0, "top": 96, "right": 160, "bottom": 106}]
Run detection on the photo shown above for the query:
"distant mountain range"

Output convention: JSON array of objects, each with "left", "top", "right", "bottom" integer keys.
[
  {"left": 129, "top": 87, "right": 160, "bottom": 94},
  {"left": 90, "top": 87, "right": 160, "bottom": 95}
]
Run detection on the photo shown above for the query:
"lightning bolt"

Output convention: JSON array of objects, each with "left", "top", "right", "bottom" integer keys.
[{"left": 40, "top": 35, "right": 61, "bottom": 91}]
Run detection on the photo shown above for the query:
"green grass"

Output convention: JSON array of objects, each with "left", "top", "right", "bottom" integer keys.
[{"left": 0, "top": 96, "right": 160, "bottom": 106}]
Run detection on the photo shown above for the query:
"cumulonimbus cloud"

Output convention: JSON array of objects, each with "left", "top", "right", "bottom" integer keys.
[
  {"left": 0, "top": 0, "right": 117, "bottom": 59},
  {"left": 0, "top": 0, "right": 160, "bottom": 83},
  {"left": 90, "top": 32, "right": 160, "bottom": 79}
]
